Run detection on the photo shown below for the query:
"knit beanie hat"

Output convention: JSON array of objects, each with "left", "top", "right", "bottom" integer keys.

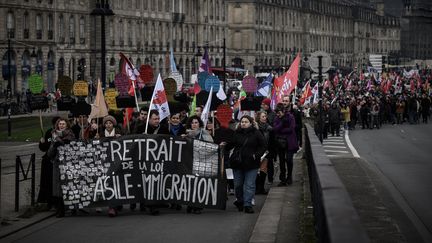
[
  {"left": 262, "top": 98, "right": 271, "bottom": 106},
  {"left": 103, "top": 115, "right": 117, "bottom": 126}
]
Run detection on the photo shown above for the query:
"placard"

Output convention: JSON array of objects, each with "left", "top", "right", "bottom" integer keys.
[
  {"left": 73, "top": 81, "right": 89, "bottom": 97},
  {"left": 28, "top": 74, "right": 44, "bottom": 94},
  {"left": 242, "top": 75, "right": 258, "bottom": 93},
  {"left": 71, "top": 99, "right": 91, "bottom": 117},
  {"left": 240, "top": 96, "right": 264, "bottom": 111},
  {"left": 30, "top": 94, "right": 49, "bottom": 110},
  {"left": 216, "top": 104, "right": 233, "bottom": 128},
  {"left": 57, "top": 134, "right": 226, "bottom": 209},
  {"left": 57, "top": 95, "right": 76, "bottom": 111},
  {"left": 57, "top": 76, "right": 73, "bottom": 96},
  {"left": 169, "top": 71, "right": 184, "bottom": 91},
  {"left": 116, "top": 96, "right": 136, "bottom": 108},
  {"left": 139, "top": 65, "right": 154, "bottom": 84},
  {"left": 163, "top": 78, "right": 177, "bottom": 102},
  {"left": 140, "top": 86, "right": 155, "bottom": 102},
  {"left": 198, "top": 72, "right": 209, "bottom": 90},
  {"left": 196, "top": 91, "right": 223, "bottom": 111},
  {"left": 105, "top": 88, "right": 118, "bottom": 110},
  {"left": 205, "top": 76, "right": 220, "bottom": 92},
  {"left": 114, "top": 73, "right": 129, "bottom": 96}
]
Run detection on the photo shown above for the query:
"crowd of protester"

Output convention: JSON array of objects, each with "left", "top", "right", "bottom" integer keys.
[
  {"left": 307, "top": 69, "right": 431, "bottom": 137},
  {"left": 37, "top": 93, "right": 303, "bottom": 218},
  {"left": 36, "top": 67, "right": 431, "bottom": 219}
]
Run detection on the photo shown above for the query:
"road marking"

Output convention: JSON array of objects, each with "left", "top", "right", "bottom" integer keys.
[
  {"left": 323, "top": 145, "right": 347, "bottom": 149},
  {"left": 345, "top": 130, "right": 360, "bottom": 158},
  {"left": 323, "top": 141, "right": 345, "bottom": 144},
  {"left": 324, "top": 150, "right": 349, "bottom": 153}
]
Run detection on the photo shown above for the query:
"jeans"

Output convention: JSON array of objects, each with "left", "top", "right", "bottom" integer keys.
[{"left": 233, "top": 168, "right": 258, "bottom": 207}]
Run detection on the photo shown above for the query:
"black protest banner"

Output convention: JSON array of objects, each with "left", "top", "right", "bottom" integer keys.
[
  {"left": 30, "top": 95, "right": 49, "bottom": 110},
  {"left": 58, "top": 134, "right": 226, "bottom": 210}
]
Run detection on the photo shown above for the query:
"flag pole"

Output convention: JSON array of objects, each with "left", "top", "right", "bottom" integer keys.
[
  {"left": 132, "top": 80, "right": 140, "bottom": 112},
  {"left": 39, "top": 110, "right": 44, "bottom": 137}
]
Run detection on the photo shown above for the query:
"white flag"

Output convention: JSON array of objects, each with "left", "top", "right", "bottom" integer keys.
[
  {"left": 201, "top": 87, "right": 213, "bottom": 127},
  {"left": 216, "top": 86, "right": 227, "bottom": 101},
  {"left": 311, "top": 82, "right": 319, "bottom": 105},
  {"left": 149, "top": 74, "right": 170, "bottom": 121}
]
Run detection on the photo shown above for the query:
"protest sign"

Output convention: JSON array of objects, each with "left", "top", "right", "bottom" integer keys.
[
  {"left": 216, "top": 104, "right": 232, "bottom": 128},
  {"left": 114, "top": 73, "right": 129, "bottom": 96},
  {"left": 73, "top": 81, "right": 89, "bottom": 96},
  {"left": 57, "top": 76, "right": 73, "bottom": 96},
  {"left": 105, "top": 88, "right": 118, "bottom": 110},
  {"left": 163, "top": 78, "right": 177, "bottom": 102},
  {"left": 139, "top": 65, "right": 154, "bottom": 84},
  {"left": 57, "top": 134, "right": 226, "bottom": 210},
  {"left": 205, "top": 76, "right": 220, "bottom": 92},
  {"left": 242, "top": 75, "right": 258, "bottom": 93},
  {"left": 28, "top": 74, "right": 44, "bottom": 94},
  {"left": 169, "top": 71, "right": 184, "bottom": 91},
  {"left": 30, "top": 95, "right": 49, "bottom": 110},
  {"left": 57, "top": 95, "right": 76, "bottom": 111}
]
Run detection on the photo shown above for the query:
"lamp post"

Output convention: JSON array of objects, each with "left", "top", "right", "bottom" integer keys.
[
  {"left": 195, "top": 38, "right": 226, "bottom": 92},
  {"left": 91, "top": 0, "right": 114, "bottom": 89},
  {"left": 7, "top": 38, "right": 12, "bottom": 138}
]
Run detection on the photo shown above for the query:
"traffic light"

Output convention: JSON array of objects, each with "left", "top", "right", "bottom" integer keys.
[
  {"left": 382, "top": 56, "right": 386, "bottom": 71},
  {"left": 77, "top": 60, "right": 85, "bottom": 80}
]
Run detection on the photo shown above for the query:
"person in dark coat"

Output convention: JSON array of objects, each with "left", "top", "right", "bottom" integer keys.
[
  {"left": 226, "top": 115, "right": 266, "bottom": 214},
  {"left": 420, "top": 94, "right": 431, "bottom": 123},
  {"left": 273, "top": 103, "right": 298, "bottom": 186},
  {"left": 328, "top": 102, "right": 341, "bottom": 136},
  {"left": 37, "top": 116, "right": 60, "bottom": 208},
  {"left": 136, "top": 109, "right": 169, "bottom": 215},
  {"left": 255, "top": 111, "right": 275, "bottom": 193},
  {"left": 48, "top": 118, "right": 75, "bottom": 217}
]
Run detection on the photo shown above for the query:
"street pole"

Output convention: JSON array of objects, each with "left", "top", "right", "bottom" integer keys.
[
  {"left": 91, "top": 0, "right": 114, "bottom": 90},
  {"left": 223, "top": 38, "right": 226, "bottom": 93},
  {"left": 318, "top": 55, "right": 323, "bottom": 143},
  {"left": 7, "top": 38, "right": 12, "bottom": 138},
  {"left": 101, "top": 14, "right": 106, "bottom": 89}
]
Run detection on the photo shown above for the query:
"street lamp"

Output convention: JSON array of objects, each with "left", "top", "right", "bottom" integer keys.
[
  {"left": 6, "top": 35, "right": 37, "bottom": 138},
  {"left": 195, "top": 39, "right": 226, "bottom": 92},
  {"left": 91, "top": 0, "right": 114, "bottom": 89}
]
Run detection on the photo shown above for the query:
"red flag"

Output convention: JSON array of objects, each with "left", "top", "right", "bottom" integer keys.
[
  {"left": 360, "top": 71, "right": 365, "bottom": 81},
  {"left": 274, "top": 53, "right": 300, "bottom": 104},
  {"left": 333, "top": 74, "right": 339, "bottom": 87},
  {"left": 119, "top": 52, "right": 145, "bottom": 96},
  {"left": 299, "top": 81, "right": 312, "bottom": 105},
  {"left": 410, "top": 79, "right": 415, "bottom": 93},
  {"left": 193, "top": 82, "right": 201, "bottom": 95},
  {"left": 323, "top": 79, "right": 330, "bottom": 90}
]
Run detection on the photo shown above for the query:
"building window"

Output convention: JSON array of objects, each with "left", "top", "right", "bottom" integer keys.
[
  {"left": 7, "top": 11, "right": 15, "bottom": 38},
  {"left": 69, "top": 15, "right": 75, "bottom": 44},
  {"left": 59, "top": 15, "right": 64, "bottom": 42},
  {"left": 79, "top": 17, "right": 85, "bottom": 44},
  {"left": 48, "top": 14, "right": 53, "bottom": 40},
  {"left": 36, "top": 14, "right": 42, "bottom": 39},
  {"left": 23, "top": 12, "right": 29, "bottom": 39}
]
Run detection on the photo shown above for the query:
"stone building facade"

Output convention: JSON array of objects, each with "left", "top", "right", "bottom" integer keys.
[
  {"left": 0, "top": 0, "right": 405, "bottom": 94},
  {"left": 227, "top": 0, "right": 401, "bottom": 72}
]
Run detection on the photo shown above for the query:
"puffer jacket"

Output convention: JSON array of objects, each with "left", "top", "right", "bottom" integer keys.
[{"left": 228, "top": 126, "right": 266, "bottom": 170}]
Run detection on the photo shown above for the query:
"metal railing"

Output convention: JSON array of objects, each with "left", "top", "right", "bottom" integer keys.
[
  {"left": 304, "top": 124, "right": 370, "bottom": 243},
  {"left": 15, "top": 153, "right": 36, "bottom": 212}
]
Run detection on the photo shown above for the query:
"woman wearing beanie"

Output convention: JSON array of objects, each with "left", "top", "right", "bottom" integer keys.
[{"left": 99, "top": 115, "right": 123, "bottom": 216}]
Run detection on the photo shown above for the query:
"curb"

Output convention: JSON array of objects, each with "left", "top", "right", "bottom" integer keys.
[{"left": 0, "top": 212, "right": 56, "bottom": 239}]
